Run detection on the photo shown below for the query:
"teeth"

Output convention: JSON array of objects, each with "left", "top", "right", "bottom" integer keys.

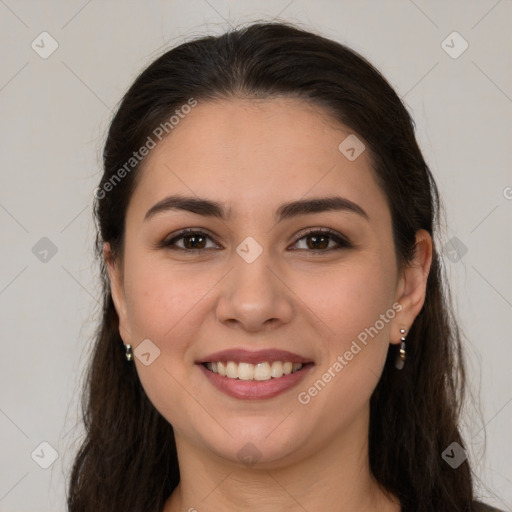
[
  {"left": 271, "top": 361, "right": 284, "bottom": 378},
  {"left": 205, "top": 361, "right": 304, "bottom": 381},
  {"left": 239, "top": 362, "right": 255, "bottom": 381},
  {"left": 226, "top": 361, "right": 238, "bottom": 378},
  {"left": 254, "top": 362, "right": 271, "bottom": 381}
]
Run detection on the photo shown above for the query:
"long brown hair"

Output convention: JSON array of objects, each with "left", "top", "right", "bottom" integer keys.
[{"left": 67, "top": 21, "right": 475, "bottom": 511}]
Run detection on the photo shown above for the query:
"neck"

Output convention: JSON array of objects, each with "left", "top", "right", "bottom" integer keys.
[{"left": 163, "top": 410, "right": 400, "bottom": 512}]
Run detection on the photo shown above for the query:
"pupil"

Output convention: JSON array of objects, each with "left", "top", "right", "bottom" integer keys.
[
  {"left": 185, "top": 235, "right": 205, "bottom": 249},
  {"left": 308, "top": 235, "right": 328, "bottom": 250},
  {"left": 182, "top": 234, "right": 330, "bottom": 250}
]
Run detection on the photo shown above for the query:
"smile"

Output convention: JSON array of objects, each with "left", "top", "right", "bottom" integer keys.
[
  {"left": 197, "top": 348, "right": 314, "bottom": 399},
  {"left": 198, "top": 361, "right": 313, "bottom": 400},
  {"left": 204, "top": 361, "right": 304, "bottom": 381}
]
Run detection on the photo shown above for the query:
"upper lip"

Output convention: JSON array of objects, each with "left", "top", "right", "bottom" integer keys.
[{"left": 197, "top": 349, "right": 313, "bottom": 365}]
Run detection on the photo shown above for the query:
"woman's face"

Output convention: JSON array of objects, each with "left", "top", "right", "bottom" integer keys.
[{"left": 107, "top": 97, "right": 428, "bottom": 467}]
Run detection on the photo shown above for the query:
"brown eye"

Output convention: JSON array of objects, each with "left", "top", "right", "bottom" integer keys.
[
  {"left": 305, "top": 233, "right": 330, "bottom": 250},
  {"left": 181, "top": 233, "right": 207, "bottom": 249},
  {"left": 291, "top": 229, "right": 351, "bottom": 252},
  {"left": 162, "top": 230, "right": 219, "bottom": 251}
]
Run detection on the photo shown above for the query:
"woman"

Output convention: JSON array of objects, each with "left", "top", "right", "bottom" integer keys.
[{"left": 67, "top": 21, "right": 503, "bottom": 512}]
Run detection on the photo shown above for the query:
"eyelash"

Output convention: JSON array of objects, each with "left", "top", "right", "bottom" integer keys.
[{"left": 160, "top": 227, "right": 352, "bottom": 254}]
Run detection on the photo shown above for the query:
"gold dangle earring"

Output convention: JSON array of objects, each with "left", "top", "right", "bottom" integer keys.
[
  {"left": 125, "top": 344, "right": 133, "bottom": 361},
  {"left": 395, "top": 328, "right": 407, "bottom": 370}
]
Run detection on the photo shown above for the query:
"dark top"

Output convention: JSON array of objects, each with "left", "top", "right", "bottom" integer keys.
[
  {"left": 402, "top": 502, "right": 504, "bottom": 512},
  {"left": 473, "top": 502, "right": 505, "bottom": 512}
]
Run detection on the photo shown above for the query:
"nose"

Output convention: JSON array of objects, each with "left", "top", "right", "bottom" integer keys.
[{"left": 215, "top": 250, "right": 294, "bottom": 333}]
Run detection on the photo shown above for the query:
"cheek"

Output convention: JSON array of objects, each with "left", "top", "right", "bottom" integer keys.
[
  {"left": 298, "top": 258, "right": 396, "bottom": 346},
  {"left": 121, "top": 257, "right": 215, "bottom": 428},
  {"left": 122, "top": 254, "right": 210, "bottom": 342},
  {"left": 300, "top": 258, "right": 396, "bottom": 398}
]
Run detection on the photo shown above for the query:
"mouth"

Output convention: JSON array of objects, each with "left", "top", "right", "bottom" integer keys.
[
  {"left": 202, "top": 360, "right": 310, "bottom": 381},
  {"left": 196, "top": 349, "right": 314, "bottom": 400}
]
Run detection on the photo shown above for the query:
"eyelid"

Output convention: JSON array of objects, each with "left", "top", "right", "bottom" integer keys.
[
  {"left": 160, "top": 227, "right": 221, "bottom": 250},
  {"left": 291, "top": 226, "right": 351, "bottom": 246},
  {"left": 160, "top": 226, "right": 352, "bottom": 252}
]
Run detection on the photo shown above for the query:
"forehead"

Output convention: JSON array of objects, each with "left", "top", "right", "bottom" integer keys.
[{"left": 128, "top": 97, "right": 389, "bottom": 224}]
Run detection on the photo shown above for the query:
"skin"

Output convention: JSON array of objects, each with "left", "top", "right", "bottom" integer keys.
[{"left": 105, "top": 97, "right": 432, "bottom": 512}]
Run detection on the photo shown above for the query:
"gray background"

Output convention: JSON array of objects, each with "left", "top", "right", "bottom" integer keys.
[{"left": 0, "top": 1, "right": 511, "bottom": 510}]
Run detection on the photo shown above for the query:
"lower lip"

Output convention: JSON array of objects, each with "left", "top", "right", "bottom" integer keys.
[{"left": 198, "top": 363, "right": 314, "bottom": 400}]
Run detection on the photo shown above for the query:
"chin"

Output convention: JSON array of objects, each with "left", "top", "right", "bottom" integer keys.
[{"left": 199, "top": 420, "right": 314, "bottom": 469}]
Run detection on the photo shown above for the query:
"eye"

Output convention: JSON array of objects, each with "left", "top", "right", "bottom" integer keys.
[
  {"left": 160, "top": 227, "right": 351, "bottom": 253},
  {"left": 161, "top": 229, "right": 220, "bottom": 251},
  {"left": 290, "top": 228, "right": 352, "bottom": 252}
]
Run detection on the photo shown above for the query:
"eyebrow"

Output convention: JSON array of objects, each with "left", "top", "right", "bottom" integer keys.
[{"left": 144, "top": 194, "right": 369, "bottom": 223}]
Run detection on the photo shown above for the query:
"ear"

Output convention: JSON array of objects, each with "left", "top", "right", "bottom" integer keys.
[
  {"left": 391, "top": 229, "right": 433, "bottom": 344},
  {"left": 103, "top": 242, "right": 131, "bottom": 343}
]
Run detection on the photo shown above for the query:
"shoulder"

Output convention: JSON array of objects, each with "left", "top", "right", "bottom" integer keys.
[{"left": 473, "top": 501, "right": 506, "bottom": 512}]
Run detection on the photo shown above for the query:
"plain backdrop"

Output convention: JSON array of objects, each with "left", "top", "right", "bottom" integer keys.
[{"left": 0, "top": 1, "right": 511, "bottom": 511}]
